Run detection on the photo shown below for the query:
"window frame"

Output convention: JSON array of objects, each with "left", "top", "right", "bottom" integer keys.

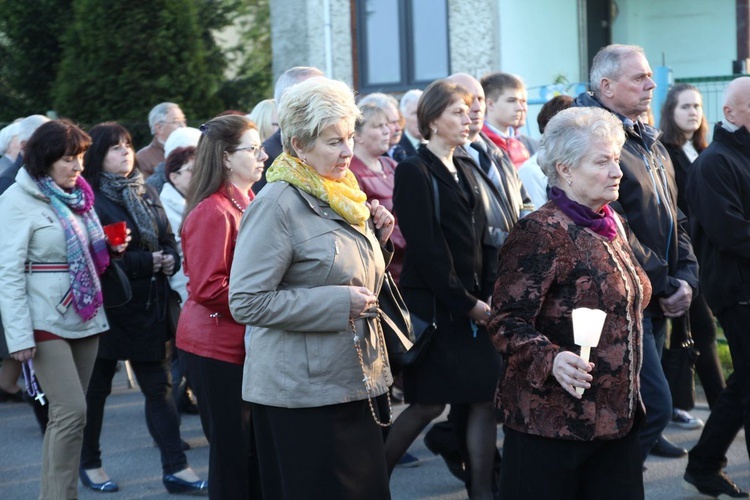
[{"left": 354, "top": 0, "right": 451, "bottom": 93}]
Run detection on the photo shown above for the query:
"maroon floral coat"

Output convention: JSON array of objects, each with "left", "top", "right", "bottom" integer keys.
[{"left": 489, "top": 202, "right": 651, "bottom": 441}]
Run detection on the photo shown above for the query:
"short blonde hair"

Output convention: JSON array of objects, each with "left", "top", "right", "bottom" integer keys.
[
  {"left": 537, "top": 107, "right": 625, "bottom": 186},
  {"left": 248, "top": 99, "right": 277, "bottom": 142},
  {"left": 278, "top": 77, "right": 361, "bottom": 156}
]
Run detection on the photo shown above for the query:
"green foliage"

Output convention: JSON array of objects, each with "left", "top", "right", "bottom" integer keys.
[
  {"left": 0, "top": 0, "right": 73, "bottom": 120},
  {"left": 54, "top": 0, "right": 224, "bottom": 125},
  {"left": 216, "top": 0, "right": 273, "bottom": 112},
  {"left": 0, "top": 0, "right": 272, "bottom": 129}
]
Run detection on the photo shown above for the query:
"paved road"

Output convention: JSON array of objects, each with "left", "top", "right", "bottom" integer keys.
[{"left": 0, "top": 367, "right": 747, "bottom": 499}]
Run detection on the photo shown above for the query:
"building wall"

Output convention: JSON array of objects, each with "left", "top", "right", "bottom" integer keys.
[
  {"left": 269, "top": 0, "right": 354, "bottom": 84},
  {"left": 612, "top": 0, "right": 736, "bottom": 79},
  {"left": 447, "top": 0, "right": 499, "bottom": 78}
]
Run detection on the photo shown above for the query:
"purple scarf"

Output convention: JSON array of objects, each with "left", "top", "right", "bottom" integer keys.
[
  {"left": 549, "top": 186, "right": 618, "bottom": 241},
  {"left": 36, "top": 176, "right": 110, "bottom": 321}
]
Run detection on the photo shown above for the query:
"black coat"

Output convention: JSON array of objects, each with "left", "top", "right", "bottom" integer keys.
[
  {"left": 686, "top": 124, "right": 750, "bottom": 314},
  {"left": 393, "top": 146, "right": 500, "bottom": 403},
  {"left": 93, "top": 184, "right": 180, "bottom": 361}
]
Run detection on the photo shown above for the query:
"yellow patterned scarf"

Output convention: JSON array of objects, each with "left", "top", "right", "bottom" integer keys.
[{"left": 267, "top": 152, "right": 369, "bottom": 230}]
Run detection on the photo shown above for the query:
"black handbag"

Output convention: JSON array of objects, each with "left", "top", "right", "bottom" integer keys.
[
  {"left": 377, "top": 168, "right": 440, "bottom": 367},
  {"left": 662, "top": 314, "right": 700, "bottom": 411},
  {"left": 377, "top": 272, "right": 437, "bottom": 367},
  {"left": 101, "top": 260, "right": 132, "bottom": 309}
]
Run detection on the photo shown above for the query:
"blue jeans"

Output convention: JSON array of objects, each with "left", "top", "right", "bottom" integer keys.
[
  {"left": 638, "top": 317, "right": 673, "bottom": 461},
  {"left": 81, "top": 357, "right": 187, "bottom": 475}
]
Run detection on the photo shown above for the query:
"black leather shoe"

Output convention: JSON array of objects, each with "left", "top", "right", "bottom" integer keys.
[
  {"left": 424, "top": 427, "right": 466, "bottom": 482},
  {"left": 163, "top": 473, "right": 208, "bottom": 496},
  {"left": 651, "top": 435, "right": 687, "bottom": 458},
  {"left": 79, "top": 468, "right": 119, "bottom": 493},
  {"left": 684, "top": 470, "right": 750, "bottom": 498}
]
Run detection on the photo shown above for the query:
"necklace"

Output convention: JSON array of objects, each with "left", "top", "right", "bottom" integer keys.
[
  {"left": 351, "top": 318, "right": 392, "bottom": 427},
  {"left": 228, "top": 195, "right": 246, "bottom": 213}
]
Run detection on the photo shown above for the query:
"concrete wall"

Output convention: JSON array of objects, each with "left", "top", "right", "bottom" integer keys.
[
  {"left": 269, "top": 0, "right": 354, "bottom": 85},
  {"left": 447, "top": 0, "right": 499, "bottom": 79}
]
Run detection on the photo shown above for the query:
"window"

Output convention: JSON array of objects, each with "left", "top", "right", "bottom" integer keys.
[{"left": 356, "top": 0, "right": 450, "bottom": 92}]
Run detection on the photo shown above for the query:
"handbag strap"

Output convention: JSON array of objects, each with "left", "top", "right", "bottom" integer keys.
[{"left": 427, "top": 166, "right": 439, "bottom": 326}]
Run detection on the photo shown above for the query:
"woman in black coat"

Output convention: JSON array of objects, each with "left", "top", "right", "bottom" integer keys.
[
  {"left": 659, "top": 85, "right": 726, "bottom": 415},
  {"left": 79, "top": 123, "right": 207, "bottom": 495},
  {"left": 385, "top": 80, "right": 500, "bottom": 500}
]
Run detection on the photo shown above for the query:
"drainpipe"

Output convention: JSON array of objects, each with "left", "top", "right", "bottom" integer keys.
[{"left": 323, "top": 0, "right": 333, "bottom": 77}]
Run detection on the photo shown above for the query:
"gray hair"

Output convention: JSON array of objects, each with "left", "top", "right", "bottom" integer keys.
[
  {"left": 399, "top": 89, "right": 423, "bottom": 114},
  {"left": 356, "top": 103, "right": 387, "bottom": 133},
  {"left": 537, "top": 107, "right": 626, "bottom": 186},
  {"left": 0, "top": 122, "right": 21, "bottom": 155},
  {"left": 273, "top": 66, "right": 324, "bottom": 104},
  {"left": 17, "top": 114, "right": 51, "bottom": 144},
  {"left": 589, "top": 44, "right": 646, "bottom": 96},
  {"left": 359, "top": 92, "right": 399, "bottom": 113},
  {"left": 278, "top": 77, "right": 360, "bottom": 155},
  {"left": 148, "top": 102, "right": 180, "bottom": 134}
]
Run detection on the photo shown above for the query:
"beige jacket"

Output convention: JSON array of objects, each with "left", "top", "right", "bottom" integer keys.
[
  {"left": 229, "top": 182, "right": 393, "bottom": 408},
  {"left": 0, "top": 169, "right": 109, "bottom": 353}
]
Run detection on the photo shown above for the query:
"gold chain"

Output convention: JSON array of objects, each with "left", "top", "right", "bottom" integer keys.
[{"left": 351, "top": 318, "right": 392, "bottom": 427}]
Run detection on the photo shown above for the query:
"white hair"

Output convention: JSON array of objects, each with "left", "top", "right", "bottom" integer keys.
[
  {"left": 399, "top": 89, "right": 423, "bottom": 114},
  {"left": 17, "top": 115, "right": 51, "bottom": 144},
  {"left": 164, "top": 127, "right": 201, "bottom": 159},
  {"left": 537, "top": 107, "right": 626, "bottom": 186},
  {"left": 0, "top": 122, "right": 21, "bottom": 155}
]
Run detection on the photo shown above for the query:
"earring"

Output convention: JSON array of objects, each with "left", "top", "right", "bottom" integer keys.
[{"left": 567, "top": 178, "right": 572, "bottom": 186}]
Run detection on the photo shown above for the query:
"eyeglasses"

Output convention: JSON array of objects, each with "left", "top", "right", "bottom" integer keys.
[
  {"left": 231, "top": 144, "right": 266, "bottom": 159},
  {"left": 161, "top": 119, "right": 187, "bottom": 127},
  {"left": 176, "top": 165, "right": 192, "bottom": 174}
]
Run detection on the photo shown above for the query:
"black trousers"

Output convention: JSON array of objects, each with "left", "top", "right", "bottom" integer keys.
[
  {"left": 251, "top": 397, "right": 391, "bottom": 500},
  {"left": 688, "top": 303, "right": 750, "bottom": 474},
  {"left": 81, "top": 357, "right": 187, "bottom": 474},
  {"left": 181, "top": 350, "right": 261, "bottom": 499},
  {"left": 499, "top": 424, "right": 643, "bottom": 500}
]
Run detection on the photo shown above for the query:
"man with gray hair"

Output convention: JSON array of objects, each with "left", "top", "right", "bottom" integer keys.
[
  {"left": 683, "top": 76, "right": 750, "bottom": 499},
  {"left": 253, "top": 66, "right": 324, "bottom": 194},
  {"left": 0, "top": 114, "right": 50, "bottom": 194},
  {"left": 574, "top": 44, "right": 699, "bottom": 464},
  {"left": 398, "top": 89, "right": 424, "bottom": 158},
  {"left": 136, "top": 102, "right": 186, "bottom": 178}
]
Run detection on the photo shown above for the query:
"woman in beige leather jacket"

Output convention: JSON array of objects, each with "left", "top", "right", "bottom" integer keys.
[{"left": 229, "top": 77, "right": 396, "bottom": 500}]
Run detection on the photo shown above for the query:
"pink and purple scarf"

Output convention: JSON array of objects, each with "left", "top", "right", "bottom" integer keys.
[{"left": 36, "top": 176, "right": 109, "bottom": 321}]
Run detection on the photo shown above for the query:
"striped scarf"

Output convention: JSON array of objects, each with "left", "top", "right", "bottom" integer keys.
[{"left": 35, "top": 176, "right": 110, "bottom": 321}]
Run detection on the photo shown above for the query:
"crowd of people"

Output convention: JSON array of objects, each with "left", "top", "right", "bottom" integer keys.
[{"left": 1, "top": 42, "right": 749, "bottom": 500}]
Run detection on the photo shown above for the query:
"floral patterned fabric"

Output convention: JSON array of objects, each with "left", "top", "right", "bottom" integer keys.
[{"left": 489, "top": 202, "right": 651, "bottom": 441}]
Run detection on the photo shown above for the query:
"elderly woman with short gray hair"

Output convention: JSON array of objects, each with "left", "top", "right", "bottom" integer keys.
[
  {"left": 228, "top": 77, "right": 395, "bottom": 499},
  {"left": 489, "top": 106, "right": 651, "bottom": 499}
]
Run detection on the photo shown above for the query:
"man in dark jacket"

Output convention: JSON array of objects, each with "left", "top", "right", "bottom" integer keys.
[
  {"left": 574, "top": 44, "right": 699, "bottom": 464},
  {"left": 683, "top": 76, "right": 750, "bottom": 499}
]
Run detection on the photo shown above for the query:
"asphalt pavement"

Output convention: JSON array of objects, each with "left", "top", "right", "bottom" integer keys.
[{"left": 0, "top": 367, "right": 747, "bottom": 499}]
